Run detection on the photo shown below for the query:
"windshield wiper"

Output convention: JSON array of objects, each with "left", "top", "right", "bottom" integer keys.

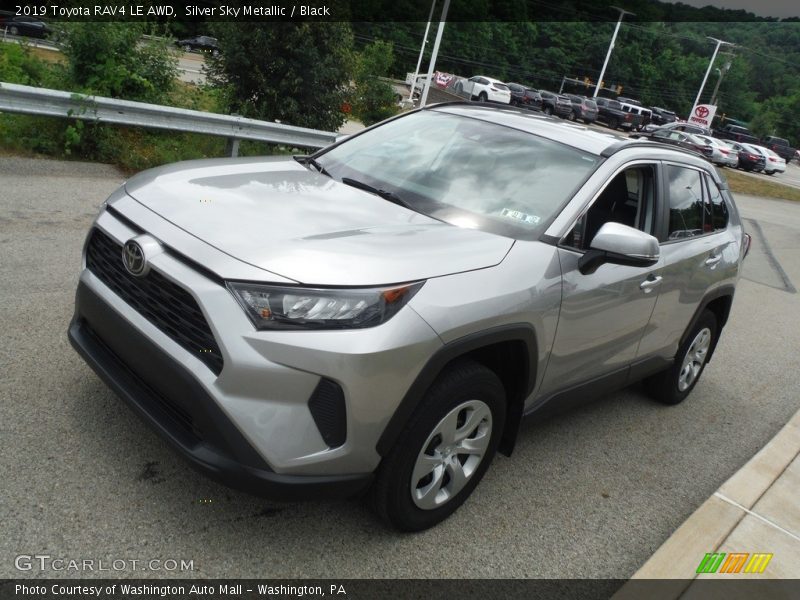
[
  {"left": 340, "top": 177, "right": 413, "bottom": 210},
  {"left": 294, "top": 155, "right": 331, "bottom": 177}
]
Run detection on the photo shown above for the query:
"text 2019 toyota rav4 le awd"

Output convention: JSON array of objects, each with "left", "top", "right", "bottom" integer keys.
[{"left": 69, "top": 104, "right": 751, "bottom": 531}]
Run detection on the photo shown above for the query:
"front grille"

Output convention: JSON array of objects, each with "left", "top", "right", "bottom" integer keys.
[{"left": 86, "top": 228, "right": 224, "bottom": 375}]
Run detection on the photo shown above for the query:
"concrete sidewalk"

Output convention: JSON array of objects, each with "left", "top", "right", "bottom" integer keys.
[{"left": 616, "top": 407, "right": 800, "bottom": 596}]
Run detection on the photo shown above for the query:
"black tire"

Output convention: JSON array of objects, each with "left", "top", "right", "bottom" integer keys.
[
  {"left": 182, "top": 44, "right": 192, "bottom": 52},
  {"left": 567, "top": 111, "right": 576, "bottom": 121},
  {"left": 211, "top": 49, "right": 220, "bottom": 57},
  {"left": 608, "top": 118, "right": 619, "bottom": 130},
  {"left": 370, "top": 360, "right": 506, "bottom": 531},
  {"left": 644, "top": 310, "right": 717, "bottom": 405},
  {"left": 543, "top": 106, "right": 553, "bottom": 115},
  {"left": 9, "top": 26, "right": 19, "bottom": 36},
  {"left": 478, "top": 92, "right": 488, "bottom": 102}
]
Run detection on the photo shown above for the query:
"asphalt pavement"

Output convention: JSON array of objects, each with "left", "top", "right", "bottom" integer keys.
[{"left": 1, "top": 157, "right": 798, "bottom": 579}]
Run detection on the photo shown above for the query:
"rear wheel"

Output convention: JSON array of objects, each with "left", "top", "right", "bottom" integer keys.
[
  {"left": 645, "top": 310, "right": 717, "bottom": 405},
  {"left": 370, "top": 360, "right": 506, "bottom": 531},
  {"left": 567, "top": 111, "right": 576, "bottom": 121},
  {"left": 9, "top": 26, "right": 19, "bottom": 36},
  {"left": 182, "top": 44, "right": 191, "bottom": 52}
]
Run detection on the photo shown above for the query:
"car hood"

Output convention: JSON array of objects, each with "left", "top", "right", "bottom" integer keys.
[{"left": 124, "top": 157, "right": 514, "bottom": 286}]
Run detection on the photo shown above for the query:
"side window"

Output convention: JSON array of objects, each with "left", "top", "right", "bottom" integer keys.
[
  {"left": 562, "top": 165, "right": 656, "bottom": 251},
  {"left": 667, "top": 166, "right": 711, "bottom": 239},
  {"left": 704, "top": 174, "right": 729, "bottom": 231}
]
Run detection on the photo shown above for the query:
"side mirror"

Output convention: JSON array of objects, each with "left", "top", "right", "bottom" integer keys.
[{"left": 578, "top": 222, "right": 660, "bottom": 275}]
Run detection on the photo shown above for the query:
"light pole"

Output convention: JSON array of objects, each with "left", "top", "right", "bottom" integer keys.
[
  {"left": 593, "top": 6, "right": 635, "bottom": 98},
  {"left": 408, "top": 0, "right": 437, "bottom": 104},
  {"left": 419, "top": 0, "right": 450, "bottom": 107},
  {"left": 692, "top": 37, "right": 733, "bottom": 111}
]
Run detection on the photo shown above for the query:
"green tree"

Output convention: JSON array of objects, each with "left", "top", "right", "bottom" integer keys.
[
  {"left": 207, "top": 23, "right": 354, "bottom": 131},
  {"left": 352, "top": 41, "right": 398, "bottom": 126},
  {"left": 59, "top": 23, "right": 177, "bottom": 103}
]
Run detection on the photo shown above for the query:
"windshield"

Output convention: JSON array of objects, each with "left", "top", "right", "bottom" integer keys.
[{"left": 314, "top": 110, "right": 600, "bottom": 240}]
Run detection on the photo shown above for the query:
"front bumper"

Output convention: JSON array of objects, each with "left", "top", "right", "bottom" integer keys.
[{"left": 69, "top": 281, "right": 373, "bottom": 500}]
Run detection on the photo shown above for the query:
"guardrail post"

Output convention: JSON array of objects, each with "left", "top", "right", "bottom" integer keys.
[{"left": 226, "top": 137, "right": 240, "bottom": 157}]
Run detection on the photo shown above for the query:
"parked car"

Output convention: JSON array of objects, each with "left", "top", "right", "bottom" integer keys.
[
  {"left": 749, "top": 145, "right": 787, "bottom": 175},
  {"left": 564, "top": 94, "right": 598, "bottom": 124},
  {"left": 1, "top": 15, "right": 52, "bottom": 38},
  {"left": 594, "top": 97, "right": 642, "bottom": 130},
  {"left": 760, "top": 136, "right": 795, "bottom": 164},
  {"left": 507, "top": 83, "right": 542, "bottom": 111},
  {"left": 713, "top": 123, "right": 759, "bottom": 145},
  {"left": 453, "top": 76, "right": 511, "bottom": 104},
  {"left": 643, "top": 121, "right": 711, "bottom": 135},
  {"left": 539, "top": 90, "right": 573, "bottom": 118},
  {"left": 618, "top": 98, "right": 652, "bottom": 130},
  {"left": 69, "top": 104, "right": 750, "bottom": 531},
  {"left": 694, "top": 134, "right": 739, "bottom": 168},
  {"left": 727, "top": 142, "right": 767, "bottom": 172},
  {"left": 630, "top": 129, "right": 714, "bottom": 160},
  {"left": 176, "top": 35, "right": 221, "bottom": 56},
  {"left": 650, "top": 107, "right": 678, "bottom": 126}
]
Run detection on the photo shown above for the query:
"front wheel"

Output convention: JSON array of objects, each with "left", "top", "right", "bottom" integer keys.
[
  {"left": 543, "top": 106, "right": 553, "bottom": 115},
  {"left": 9, "top": 26, "right": 19, "bottom": 36},
  {"left": 478, "top": 92, "right": 488, "bottom": 102},
  {"left": 567, "top": 111, "right": 576, "bottom": 121},
  {"left": 608, "top": 118, "right": 619, "bottom": 130},
  {"left": 645, "top": 310, "right": 717, "bottom": 405},
  {"left": 370, "top": 360, "right": 506, "bottom": 531},
  {"left": 182, "top": 44, "right": 191, "bottom": 52}
]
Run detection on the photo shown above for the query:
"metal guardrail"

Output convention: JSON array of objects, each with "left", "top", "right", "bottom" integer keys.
[{"left": 0, "top": 82, "right": 338, "bottom": 155}]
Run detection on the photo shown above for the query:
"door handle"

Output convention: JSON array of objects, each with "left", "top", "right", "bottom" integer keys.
[
  {"left": 705, "top": 254, "right": 722, "bottom": 266},
  {"left": 640, "top": 275, "right": 663, "bottom": 292}
]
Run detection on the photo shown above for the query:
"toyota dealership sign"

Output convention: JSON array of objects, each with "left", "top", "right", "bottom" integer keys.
[{"left": 689, "top": 104, "right": 717, "bottom": 128}]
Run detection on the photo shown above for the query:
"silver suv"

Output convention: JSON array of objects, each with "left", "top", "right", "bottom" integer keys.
[{"left": 69, "top": 104, "right": 750, "bottom": 531}]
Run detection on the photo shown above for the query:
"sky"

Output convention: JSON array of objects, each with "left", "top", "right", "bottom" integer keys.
[{"left": 674, "top": 0, "right": 799, "bottom": 19}]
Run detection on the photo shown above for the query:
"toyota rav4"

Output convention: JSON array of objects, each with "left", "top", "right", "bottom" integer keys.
[{"left": 69, "top": 104, "right": 750, "bottom": 531}]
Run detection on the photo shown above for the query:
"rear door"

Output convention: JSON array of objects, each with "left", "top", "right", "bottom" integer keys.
[{"left": 636, "top": 164, "right": 738, "bottom": 359}]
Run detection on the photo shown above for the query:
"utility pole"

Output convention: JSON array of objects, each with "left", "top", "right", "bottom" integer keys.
[
  {"left": 408, "top": 0, "right": 437, "bottom": 104},
  {"left": 692, "top": 37, "right": 734, "bottom": 111},
  {"left": 593, "top": 6, "right": 635, "bottom": 98},
  {"left": 419, "top": 0, "right": 450, "bottom": 107},
  {"left": 709, "top": 51, "right": 734, "bottom": 107}
]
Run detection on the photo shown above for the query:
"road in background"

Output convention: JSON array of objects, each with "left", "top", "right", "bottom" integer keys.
[{"left": 1, "top": 155, "right": 798, "bottom": 578}]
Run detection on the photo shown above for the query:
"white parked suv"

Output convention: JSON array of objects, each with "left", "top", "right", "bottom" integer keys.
[{"left": 454, "top": 76, "right": 511, "bottom": 104}]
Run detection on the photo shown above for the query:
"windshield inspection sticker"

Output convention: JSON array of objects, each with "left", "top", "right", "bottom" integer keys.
[{"left": 501, "top": 208, "right": 541, "bottom": 225}]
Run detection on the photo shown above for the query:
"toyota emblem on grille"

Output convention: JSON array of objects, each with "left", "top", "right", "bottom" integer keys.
[{"left": 122, "top": 239, "right": 147, "bottom": 276}]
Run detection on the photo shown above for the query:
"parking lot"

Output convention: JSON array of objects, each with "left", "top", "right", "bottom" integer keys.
[{"left": 1, "top": 156, "right": 799, "bottom": 579}]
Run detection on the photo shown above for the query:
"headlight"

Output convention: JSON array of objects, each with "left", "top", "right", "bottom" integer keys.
[{"left": 227, "top": 281, "right": 424, "bottom": 330}]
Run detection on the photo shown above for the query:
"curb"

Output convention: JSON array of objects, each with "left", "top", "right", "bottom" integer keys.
[{"left": 613, "top": 407, "right": 800, "bottom": 598}]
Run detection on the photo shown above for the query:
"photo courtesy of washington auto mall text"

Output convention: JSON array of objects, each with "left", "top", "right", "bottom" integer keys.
[{"left": 2, "top": 0, "right": 800, "bottom": 598}]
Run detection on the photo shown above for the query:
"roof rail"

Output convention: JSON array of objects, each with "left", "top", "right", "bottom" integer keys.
[
  {"left": 422, "top": 100, "right": 533, "bottom": 114},
  {"left": 600, "top": 139, "right": 708, "bottom": 161}
]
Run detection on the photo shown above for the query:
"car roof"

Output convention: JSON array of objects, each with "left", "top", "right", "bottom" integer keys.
[
  {"left": 427, "top": 103, "right": 717, "bottom": 167},
  {"left": 430, "top": 103, "right": 631, "bottom": 155}
]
